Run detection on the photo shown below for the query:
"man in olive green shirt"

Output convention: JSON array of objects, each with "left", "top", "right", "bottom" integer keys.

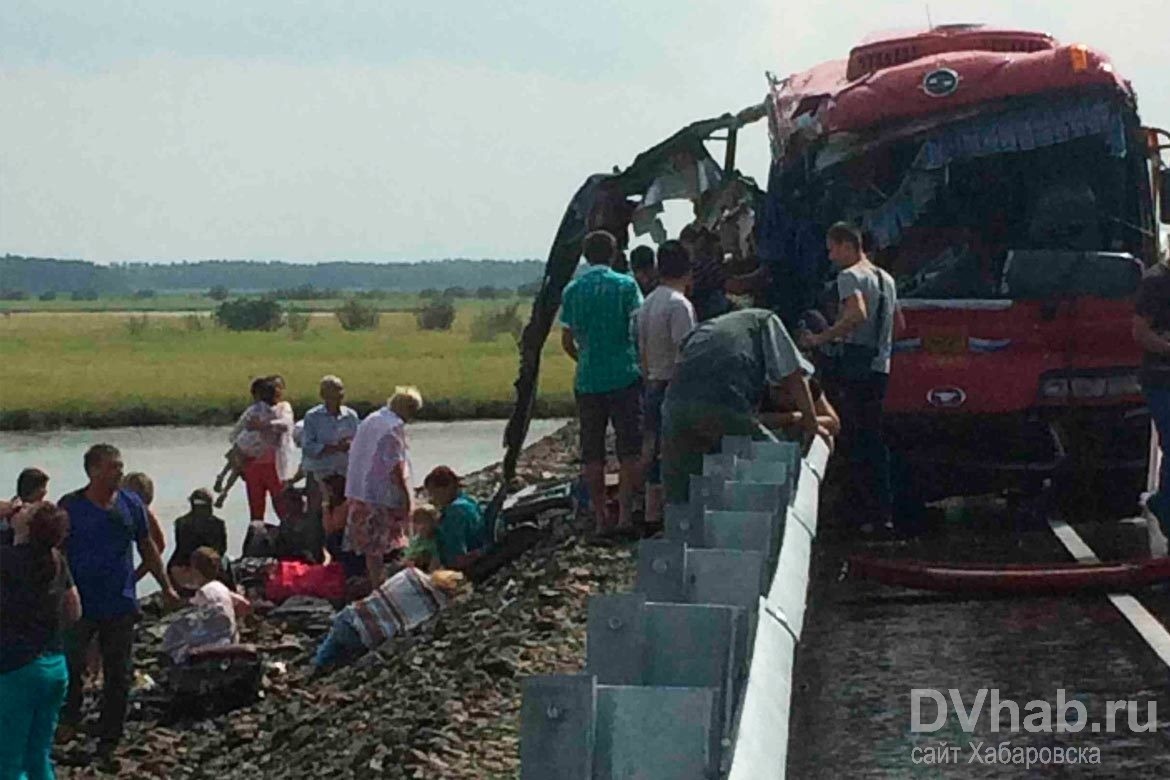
[{"left": 662, "top": 309, "right": 819, "bottom": 505}]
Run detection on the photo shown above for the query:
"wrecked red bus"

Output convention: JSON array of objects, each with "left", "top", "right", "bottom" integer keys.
[{"left": 502, "top": 24, "right": 1169, "bottom": 519}]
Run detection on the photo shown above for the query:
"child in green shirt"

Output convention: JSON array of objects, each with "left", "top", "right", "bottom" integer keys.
[{"left": 403, "top": 504, "right": 441, "bottom": 572}]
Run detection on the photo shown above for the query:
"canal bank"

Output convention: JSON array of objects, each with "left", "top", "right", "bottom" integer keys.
[{"left": 1, "top": 418, "right": 569, "bottom": 594}]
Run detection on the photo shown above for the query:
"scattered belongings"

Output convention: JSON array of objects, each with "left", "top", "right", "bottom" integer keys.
[
  {"left": 265, "top": 560, "right": 347, "bottom": 604},
  {"left": 161, "top": 605, "right": 235, "bottom": 664},
  {"left": 267, "top": 595, "right": 337, "bottom": 635},
  {"left": 501, "top": 480, "right": 575, "bottom": 523},
  {"left": 164, "top": 644, "right": 264, "bottom": 720}
]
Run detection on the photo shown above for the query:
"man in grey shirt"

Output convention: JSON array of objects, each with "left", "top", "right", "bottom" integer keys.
[{"left": 801, "top": 222, "right": 902, "bottom": 534}]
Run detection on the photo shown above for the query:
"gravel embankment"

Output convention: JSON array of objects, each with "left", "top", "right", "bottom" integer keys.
[{"left": 58, "top": 422, "right": 636, "bottom": 779}]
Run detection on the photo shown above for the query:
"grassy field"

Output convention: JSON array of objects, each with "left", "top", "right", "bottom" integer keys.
[
  {"left": 0, "top": 306, "right": 575, "bottom": 429},
  {"left": 0, "top": 292, "right": 531, "bottom": 314}
]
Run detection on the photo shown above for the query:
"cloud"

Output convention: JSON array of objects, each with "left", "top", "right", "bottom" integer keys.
[
  {"left": 0, "top": 56, "right": 764, "bottom": 262},
  {"left": 0, "top": 1, "right": 1165, "bottom": 263}
]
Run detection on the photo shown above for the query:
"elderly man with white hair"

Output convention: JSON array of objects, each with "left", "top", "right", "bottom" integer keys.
[
  {"left": 300, "top": 375, "right": 360, "bottom": 516},
  {"left": 344, "top": 387, "right": 424, "bottom": 587}
]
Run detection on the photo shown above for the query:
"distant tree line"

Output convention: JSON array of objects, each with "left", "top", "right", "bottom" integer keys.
[{"left": 0, "top": 255, "right": 546, "bottom": 298}]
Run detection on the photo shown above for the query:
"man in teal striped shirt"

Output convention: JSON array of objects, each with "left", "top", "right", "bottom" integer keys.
[{"left": 560, "top": 230, "right": 645, "bottom": 535}]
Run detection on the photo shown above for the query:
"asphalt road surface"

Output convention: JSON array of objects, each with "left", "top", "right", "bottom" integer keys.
[{"left": 788, "top": 492, "right": 1170, "bottom": 778}]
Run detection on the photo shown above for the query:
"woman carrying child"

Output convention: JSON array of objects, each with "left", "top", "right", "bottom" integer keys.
[
  {"left": 216, "top": 377, "right": 278, "bottom": 511},
  {"left": 224, "top": 376, "right": 296, "bottom": 536}
]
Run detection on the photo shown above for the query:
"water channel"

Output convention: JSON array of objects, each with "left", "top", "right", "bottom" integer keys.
[{"left": 0, "top": 418, "right": 568, "bottom": 592}]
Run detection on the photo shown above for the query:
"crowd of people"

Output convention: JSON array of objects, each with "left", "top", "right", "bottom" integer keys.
[
  {"left": 0, "top": 215, "right": 901, "bottom": 777},
  {"left": 561, "top": 219, "right": 897, "bottom": 536},
  {"left": 0, "top": 376, "right": 493, "bottom": 776}
]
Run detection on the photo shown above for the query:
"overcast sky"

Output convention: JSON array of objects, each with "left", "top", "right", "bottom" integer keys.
[{"left": 1, "top": 0, "right": 1165, "bottom": 264}]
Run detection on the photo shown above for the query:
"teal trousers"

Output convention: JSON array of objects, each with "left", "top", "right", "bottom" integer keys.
[{"left": 0, "top": 652, "right": 68, "bottom": 780}]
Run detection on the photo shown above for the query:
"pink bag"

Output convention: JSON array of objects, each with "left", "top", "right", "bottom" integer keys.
[{"left": 265, "top": 560, "right": 346, "bottom": 603}]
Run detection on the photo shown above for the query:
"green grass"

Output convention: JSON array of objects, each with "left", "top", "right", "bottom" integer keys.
[
  {"left": 0, "top": 292, "right": 533, "bottom": 314},
  {"left": 0, "top": 307, "right": 574, "bottom": 429}
]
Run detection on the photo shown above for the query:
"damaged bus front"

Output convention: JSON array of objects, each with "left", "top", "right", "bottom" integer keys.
[{"left": 764, "top": 25, "right": 1170, "bottom": 507}]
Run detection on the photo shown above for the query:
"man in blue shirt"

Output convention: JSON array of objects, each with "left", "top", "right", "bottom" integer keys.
[
  {"left": 58, "top": 444, "right": 179, "bottom": 761},
  {"left": 560, "top": 230, "right": 644, "bottom": 535}
]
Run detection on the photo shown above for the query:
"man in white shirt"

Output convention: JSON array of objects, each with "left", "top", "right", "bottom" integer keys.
[{"left": 636, "top": 240, "right": 695, "bottom": 526}]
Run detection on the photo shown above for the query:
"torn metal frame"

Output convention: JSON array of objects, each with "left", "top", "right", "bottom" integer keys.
[{"left": 495, "top": 102, "right": 769, "bottom": 496}]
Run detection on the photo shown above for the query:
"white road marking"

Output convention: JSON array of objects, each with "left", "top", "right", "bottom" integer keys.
[{"left": 1048, "top": 517, "right": 1170, "bottom": 670}]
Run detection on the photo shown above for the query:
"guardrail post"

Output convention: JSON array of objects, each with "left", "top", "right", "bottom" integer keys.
[
  {"left": 595, "top": 686, "right": 719, "bottom": 779},
  {"left": 644, "top": 602, "right": 743, "bottom": 744},
  {"left": 635, "top": 539, "right": 687, "bottom": 602},
  {"left": 665, "top": 502, "right": 705, "bottom": 547},
  {"left": 702, "top": 509, "right": 780, "bottom": 560},
  {"left": 720, "top": 480, "right": 788, "bottom": 514},
  {"left": 520, "top": 674, "right": 597, "bottom": 780},
  {"left": 587, "top": 594, "right": 647, "bottom": 686},
  {"left": 687, "top": 548, "right": 768, "bottom": 611}
]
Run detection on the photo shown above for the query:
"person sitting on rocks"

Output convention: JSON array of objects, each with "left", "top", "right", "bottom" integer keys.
[
  {"left": 168, "top": 489, "right": 230, "bottom": 596},
  {"left": 320, "top": 475, "right": 364, "bottom": 578},
  {"left": 311, "top": 568, "right": 465, "bottom": 671},
  {"left": 423, "top": 467, "right": 488, "bottom": 572},
  {"left": 274, "top": 485, "right": 324, "bottom": 563},
  {"left": 161, "top": 548, "right": 250, "bottom": 664},
  {"left": 188, "top": 548, "right": 250, "bottom": 643}
]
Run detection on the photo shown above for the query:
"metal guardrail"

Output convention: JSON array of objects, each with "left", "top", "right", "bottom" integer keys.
[{"left": 519, "top": 434, "right": 828, "bottom": 778}]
